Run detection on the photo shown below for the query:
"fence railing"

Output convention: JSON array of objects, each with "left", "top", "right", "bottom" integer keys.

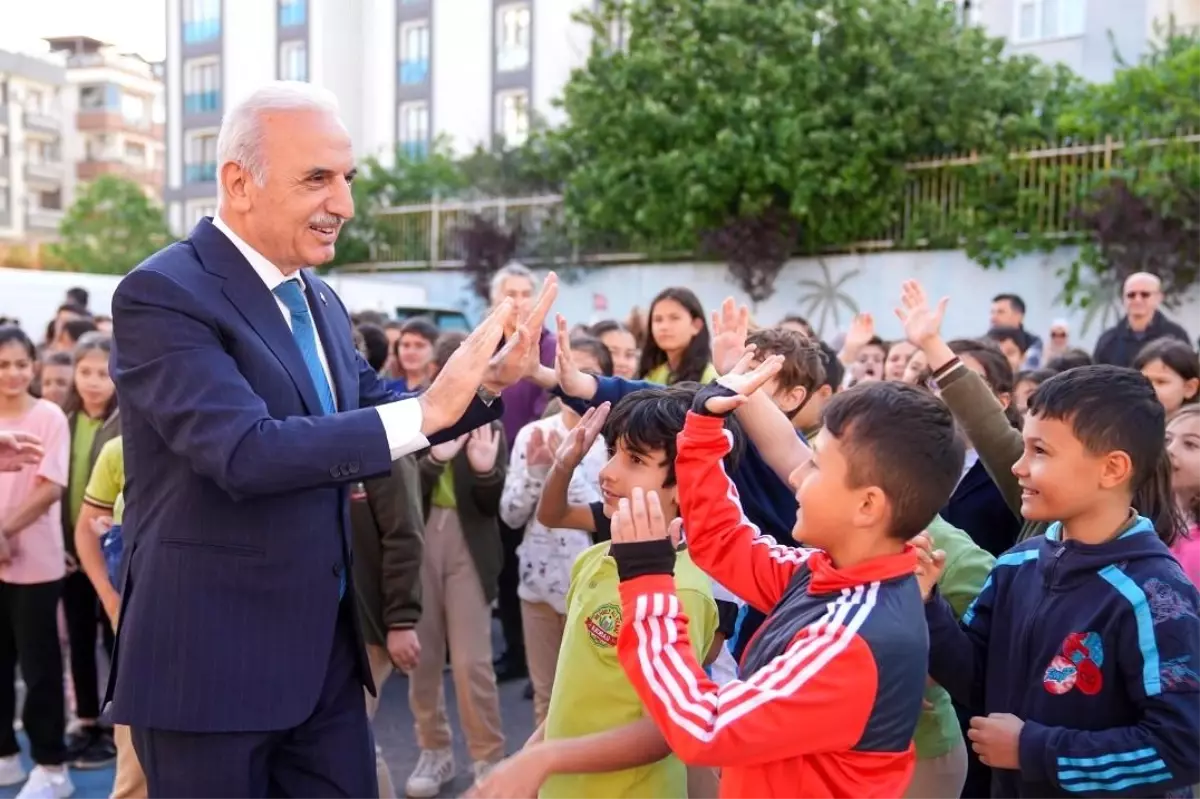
[{"left": 358, "top": 132, "right": 1200, "bottom": 271}]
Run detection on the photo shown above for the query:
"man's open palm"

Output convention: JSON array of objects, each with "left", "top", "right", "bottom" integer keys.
[
  {"left": 0, "top": 431, "right": 43, "bottom": 473},
  {"left": 420, "top": 300, "right": 515, "bottom": 435}
]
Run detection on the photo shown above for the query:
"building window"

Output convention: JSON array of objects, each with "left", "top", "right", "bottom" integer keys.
[
  {"left": 399, "top": 21, "right": 430, "bottom": 85},
  {"left": 79, "top": 83, "right": 122, "bottom": 111},
  {"left": 121, "top": 92, "right": 149, "bottom": 127},
  {"left": 279, "top": 40, "right": 308, "bottom": 81},
  {"left": 183, "top": 0, "right": 221, "bottom": 43},
  {"left": 495, "top": 90, "right": 529, "bottom": 146},
  {"left": 37, "top": 190, "right": 63, "bottom": 211},
  {"left": 185, "top": 131, "right": 218, "bottom": 183},
  {"left": 399, "top": 101, "right": 429, "bottom": 158},
  {"left": 183, "top": 58, "right": 221, "bottom": 114},
  {"left": 1015, "top": 0, "right": 1084, "bottom": 41},
  {"left": 496, "top": 3, "right": 531, "bottom": 72},
  {"left": 125, "top": 141, "right": 148, "bottom": 165},
  {"left": 279, "top": 0, "right": 306, "bottom": 27},
  {"left": 188, "top": 201, "right": 217, "bottom": 226}
]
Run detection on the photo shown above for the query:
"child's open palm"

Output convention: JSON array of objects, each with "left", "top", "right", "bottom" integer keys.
[
  {"left": 526, "top": 426, "right": 563, "bottom": 469},
  {"left": 704, "top": 349, "right": 785, "bottom": 415},
  {"left": 611, "top": 488, "right": 682, "bottom": 547},
  {"left": 553, "top": 403, "right": 610, "bottom": 471},
  {"left": 895, "top": 280, "right": 949, "bottom": 348},
  {"left": 554, "top": 314, "right": 599, "bottom": 400},
  {"left": 466, "top": 426, "right": 500, "bottom": 473},
  {"left": 710, "top": 297, "right": 751, "bottom": 375}
]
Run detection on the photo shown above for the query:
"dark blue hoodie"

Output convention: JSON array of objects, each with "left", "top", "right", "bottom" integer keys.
[{"left": 926, "top": 515, "right": 1200, "bottom": 797}]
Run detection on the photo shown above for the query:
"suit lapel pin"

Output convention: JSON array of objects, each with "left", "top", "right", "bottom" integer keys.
[{"left": 320, "top": 292, "right": 327, "bottom": 304}]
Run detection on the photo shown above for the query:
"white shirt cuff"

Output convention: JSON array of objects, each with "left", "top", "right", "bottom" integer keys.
[{"left": 376, "top": 398, "right": 430, "bottom": 460}]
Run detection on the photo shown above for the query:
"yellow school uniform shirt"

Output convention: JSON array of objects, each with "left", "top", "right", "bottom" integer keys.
[
  {"left": 541, "top": 541, "right": 718, "bottom": 799},
  {"left": 83, "top": 436, "right": 124, "bottom": 524},
  {"left": 643, "top": 363, "right": 720, "bottom": 386}
]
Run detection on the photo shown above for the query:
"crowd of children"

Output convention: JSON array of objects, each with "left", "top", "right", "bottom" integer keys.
[{"left": 0, "top": 269, "right": 1198, "bottom": 799}]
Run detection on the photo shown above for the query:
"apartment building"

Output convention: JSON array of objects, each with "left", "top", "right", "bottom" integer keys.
[
  {"left": 46, "top": 36, "right": 165, "bottom": 201},
  {"left": 163, "top": 0, "right": 594, "bottom": 234},
  {"left": 977, "top": 0, "right": 1200, "bottom": 81},
  {"left": 0, "top": 48, "right": 73, "bottom": 257}
]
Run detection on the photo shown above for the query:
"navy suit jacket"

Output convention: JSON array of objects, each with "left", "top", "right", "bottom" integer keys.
[{"left": 106, "top": 219, "right": 500, "bottom": 732}]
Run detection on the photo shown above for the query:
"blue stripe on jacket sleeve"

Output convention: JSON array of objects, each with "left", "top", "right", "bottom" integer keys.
[{"left": 1097, "top": 565, "right": 1162, "bottom": 697}]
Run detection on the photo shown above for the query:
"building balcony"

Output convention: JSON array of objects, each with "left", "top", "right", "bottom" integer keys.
[
  {"left": 77, "top": 158, "right": 164, "bottom": 190},
  {"left": 398, "top": 59, "right": 429, "bottom": 85},
  {"left": 25, "top": 161, "right": 64, "bottom": 184},
  {"left": 77, "top": 109, "right": 163, "bottom": 139},
  {"left": 280, "top": 1, "right": 306, "bottom": 28},
  {"left": 27, "top": 208, "right": 64, "bottom": 232},
  {"left": 183, "top": 19, "right": 221, "bottom": 44},
  {"left": 22, "top": 109, "right": 61, "bottom": 134},
  {"left": 185, "top": 162, "right": 217, "bottom": 184},
  {"left": 184, "top": 91, "right": 221, "bottom": 116}
]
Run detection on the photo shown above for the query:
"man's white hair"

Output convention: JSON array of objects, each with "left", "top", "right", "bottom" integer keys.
[
  {"left": 490, "top": 261, "right": 535, "bottom": 305},
  {"left": 215, "top": 81, "right": 340, "bottom": 188},
  {"left": 1124, "top": 271, "right": 1163, "bottom": 292}
]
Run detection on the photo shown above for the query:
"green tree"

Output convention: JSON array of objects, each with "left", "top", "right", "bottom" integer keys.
[
  {"left": 1058, "top": 31, "right": 1200, "bottom": 305},
  {"left": 547, "top": 0, "right": 1061, "bottom": 302},
  {"left": 49, "top": 175, "right": 173, "bottom": 274}
]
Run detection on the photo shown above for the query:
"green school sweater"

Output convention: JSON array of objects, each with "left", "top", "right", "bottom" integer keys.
[{"left": 914, "top": 514, "right": 996, "bottom": 760}]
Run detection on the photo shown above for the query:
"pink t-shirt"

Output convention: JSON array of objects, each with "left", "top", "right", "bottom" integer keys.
[
  {"left": 1172, "top": 524, "right": 1200, "bottom": 587},
  {"left": 0, "top": 399, "right": 70, "bottom": 584}
]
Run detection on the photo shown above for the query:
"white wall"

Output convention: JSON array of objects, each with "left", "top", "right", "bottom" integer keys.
[
  {"left": 432, "top": 0, "right": 491, "bottom": 154},
  {"left": 359, "top": 0, "right": 399, "bottom": 160},
  {"left": 222, "top": 0, "right": 276, "bottom": 109},
  {"left": 359, "top": 248, "right": 1200, "bottom": 351},
  {"left": 532, "top": 1, "right": 591, "bottom": 129}
]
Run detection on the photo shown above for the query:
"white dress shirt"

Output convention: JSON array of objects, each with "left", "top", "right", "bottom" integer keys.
[{"left": 213, "top": 216, "right": 428, "bottom": 459}]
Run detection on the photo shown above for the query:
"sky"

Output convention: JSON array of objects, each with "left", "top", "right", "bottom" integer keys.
[{"left": 0, "top": 0, "right": 165, "bottom": 61}]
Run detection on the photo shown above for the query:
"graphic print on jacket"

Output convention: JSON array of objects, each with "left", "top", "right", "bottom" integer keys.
[
  {"left": 926, "top": 516, "right": 1200, "bottom": 798},
  {"left": 614, "top": 412, "right": 929, "bottom": 798}
]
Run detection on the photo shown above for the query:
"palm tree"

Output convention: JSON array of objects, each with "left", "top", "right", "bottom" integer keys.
[{"left": 796, "top": 258, "right": 862, "bottom": 336}]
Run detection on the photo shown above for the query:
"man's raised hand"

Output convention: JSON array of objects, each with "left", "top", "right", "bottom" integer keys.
[
  {"left": 483, "top": 273, "right": 560, "bottom": 392},
  {"left": 711, "top": 297, "right": 750, "bottom": 376},
  {"left": 419, "top": 299, "right": 515, "bottom": 435}
]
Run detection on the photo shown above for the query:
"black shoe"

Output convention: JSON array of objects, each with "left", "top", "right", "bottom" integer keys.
[
  {"left": 64, "top": 727, "right": 92, "bottom": 759},
  {"left": 494, "top": 659, "right": 528, "bottom": 683},
  {"left": 70, "top": 726, "right": 117, "bottom": 770}
]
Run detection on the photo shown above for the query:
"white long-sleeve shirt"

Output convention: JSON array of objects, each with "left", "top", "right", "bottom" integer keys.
[{"left": 500, "top": 414, "right": 606, "bottom": 614}]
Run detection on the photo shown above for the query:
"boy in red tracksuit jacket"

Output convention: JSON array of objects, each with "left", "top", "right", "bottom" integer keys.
[{"left": 610, "top": 376, "right": 967, "bottom": 798}]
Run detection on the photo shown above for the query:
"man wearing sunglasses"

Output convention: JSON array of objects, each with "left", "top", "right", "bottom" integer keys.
[{"left": 1093, "top": 272, "right": 1191, "bottom": 368}]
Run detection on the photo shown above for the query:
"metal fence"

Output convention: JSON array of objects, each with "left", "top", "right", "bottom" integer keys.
[{"left": 362, "top": 132, "right": 1200, "bottom": 270}]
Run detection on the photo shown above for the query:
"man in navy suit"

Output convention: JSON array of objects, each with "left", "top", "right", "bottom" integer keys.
[{"left": 107, "top": 81, "right": 558, "bottom": 797}]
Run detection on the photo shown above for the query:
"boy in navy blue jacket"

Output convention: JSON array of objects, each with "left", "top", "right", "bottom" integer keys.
[{"left": 916, "top": 365, "right": 1200, "bottom": 797}]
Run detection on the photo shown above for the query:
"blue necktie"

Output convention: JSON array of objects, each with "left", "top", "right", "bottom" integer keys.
[{"left": 273, "top": 279, "right": 344, "bottom": 599}]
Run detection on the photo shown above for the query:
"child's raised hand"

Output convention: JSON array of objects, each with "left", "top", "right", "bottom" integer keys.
[
  {"left": 611, "top": 488, "right": 682, "bottom": 547},
  {"left": 526, "top": 427, "right": 562, "bottom": 469},
  {"left": 553, "top": 403, "right": 610, "bottom": 471},
  {"left": 895, "top": 280, "right": 949, "bottom": 349},
  {"left": 466, "top": 425, "right": 501, "bottom": 474},
  {"left": 704, "top": 351, "right": 785, "bottom": 415},
  {"left": 555, "top": 314, "right": 599, "bottom": 400},
  {"left": 710, "top": 297, "right": 751, "bottom": 376},
  {"left": 911, "top": 530, "right": 946, "bottom": 600}
]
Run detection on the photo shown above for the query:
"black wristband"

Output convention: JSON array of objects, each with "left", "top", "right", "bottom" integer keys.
[
  {"left": 692, "top": 382, "right": 740, "bottom": 417},
  {"left": 611, "top": 539, "right": 677, "bottom": 581}
]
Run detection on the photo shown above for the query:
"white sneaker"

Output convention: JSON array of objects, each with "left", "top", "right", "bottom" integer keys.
[
  {"left": 404, "top": 748, "right": 454, "bottom": 798},
  {"left": 16, "top": 766, "right": 74, "bottom": 799},
  {"left": 0, "top": 755, "right": 26, "bottom": 787}
]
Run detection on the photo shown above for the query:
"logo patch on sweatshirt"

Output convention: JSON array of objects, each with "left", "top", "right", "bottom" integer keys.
[
  {"left": 1044, "top": 631, "right": 1104, "bottom": 695},
  {"left": 585, "top": 603, "right": 622, "bottom": 648}
]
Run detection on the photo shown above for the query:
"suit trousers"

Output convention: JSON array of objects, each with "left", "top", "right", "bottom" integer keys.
[
  {"left": 408, "top": 507, "right": 505, "bottom": 763},
  {"left": 131, "top": 599, "right": 376, "bottom": 798}
]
